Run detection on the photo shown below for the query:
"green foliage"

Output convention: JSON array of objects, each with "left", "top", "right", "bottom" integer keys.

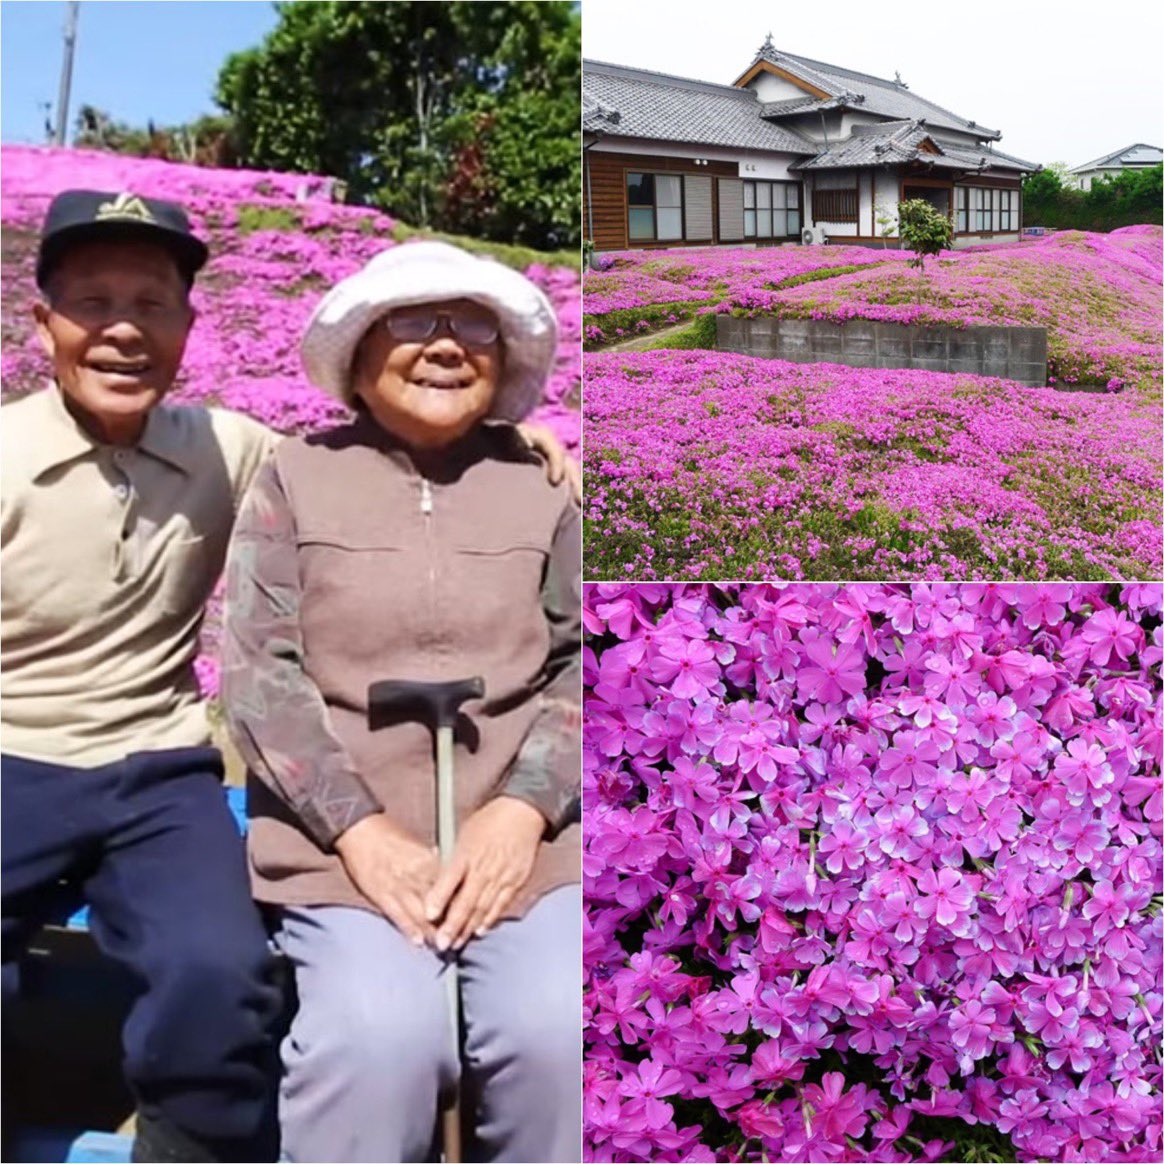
[
  {"left": 581, "top": 300, "right": 711, "bottom": 348},
  {"left": 73, "top": 104, "right": 239, "bottom": 166},
  {"left": 639, "top": 312, "right": 719, "bottom": 351},
  {"left": 390, "top": 222, "right": 577, "bottom": 272},
  {"left": 769, "top": 262, "right": 886, "bottom": 289},
  {"left": 236, "top": 204, "right": 301, "bottom": 234},
  {"left": 897, "top": 199, "right": 953, "bottom": 270},
  {"left": 216, "top": 1, "right": 580, "bottom": 249},
  {"left": 1023, "top": 164, "right": 1163, "bottom": 230}
]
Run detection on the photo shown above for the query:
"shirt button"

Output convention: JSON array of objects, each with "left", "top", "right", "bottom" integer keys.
[
  {"left": 115, "top": 484, "right": 129, "bottom": 500},
  {"left": 113, "top": 450, "right": 128, "bottom": 464}
]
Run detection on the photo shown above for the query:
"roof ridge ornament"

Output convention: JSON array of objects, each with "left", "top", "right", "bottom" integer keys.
[
  {"left": 759, "top": 32, "right": 775, "bottom": 58},
  {"left": 894, "top": 70, "right": 909, "bottom": 89}
]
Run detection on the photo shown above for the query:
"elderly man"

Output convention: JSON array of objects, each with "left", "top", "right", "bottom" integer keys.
[{"left": 0, "top": 190, "right": 574, "bottom": 1163}]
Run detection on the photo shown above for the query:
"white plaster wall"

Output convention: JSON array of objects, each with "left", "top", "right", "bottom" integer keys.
[
  {"left": 859, "top": 171, "right": 874, "bottom": 237},
  {"left": 812, "top": 170, "right": 857, "bottom": 190},
  {"left": 738, "top": 157, "right": 797, "bottom": 180},
  {"left": 872, "top": 169, "right": 900, "bottom": 237},
  {"left": 594, "top": 138, "right": 802, "bottom": 171},
  {"left": 840, "top": 111, "right": 886, "bottom": 136},
  {"left": 747, "top": 72, "right": 811, "bottom": 102},
  {"left": 952, "top": 233, "right": 1020, "bottom": 248},
  {"left": 776, "top": 111, "right": 844, "bottom": 147}
]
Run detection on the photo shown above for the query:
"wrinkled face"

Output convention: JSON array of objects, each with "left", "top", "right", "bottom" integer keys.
[
  {"left": 34, "top": 239, "right": 194, "bottom": 445},
  {"left": 350, "top": 297, "right": 502, "bottom": 449}
]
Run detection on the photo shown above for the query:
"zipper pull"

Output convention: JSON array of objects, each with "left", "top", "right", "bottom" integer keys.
[{"left": 420, "top": 477, "right": 433, "bottom": 515}]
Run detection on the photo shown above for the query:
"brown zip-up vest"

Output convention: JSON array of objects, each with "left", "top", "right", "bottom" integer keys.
[{"left": 238, "top": 416, "right": 580, "bottom": 918}]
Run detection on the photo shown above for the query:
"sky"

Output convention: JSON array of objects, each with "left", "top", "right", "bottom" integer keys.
[
  {"left": 0, "top": 0, "right": 279, "bottom": 144},
  {"left": 582, "top": 0, "right": 1164, "bottom": 168}
]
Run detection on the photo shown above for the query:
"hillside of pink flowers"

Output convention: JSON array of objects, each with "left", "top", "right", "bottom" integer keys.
[
  {"left": 584, "top": 350, "right": 1161, "bottom": 581},
  {"left": 1, "top": 146, "right": 580, "bottom": 696},
  {"left": 1, "top": 146, "right": 581, "bottom": 442},
  {"left": 583, "top": 230, "right": 1161, "bottom": 392},
  {"left": 722, "top": 229, "right": 1162, "bottom": 391},
  {"left": 584, "top": 247, "right": 898, "bottom": 319},
  {"left": 584, "top": 582, "right": 1163, "bottom": 1163}
]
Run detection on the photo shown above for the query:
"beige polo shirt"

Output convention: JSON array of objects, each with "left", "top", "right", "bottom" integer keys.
[{"left": 1, "top": 386, "right": 276, "bottom": 767}]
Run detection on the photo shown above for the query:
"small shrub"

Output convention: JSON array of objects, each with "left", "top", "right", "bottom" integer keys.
[{"left": 898, "top": 198, "right": 953, "bottom": 270}]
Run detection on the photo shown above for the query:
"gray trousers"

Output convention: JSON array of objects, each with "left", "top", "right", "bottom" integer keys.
[{"left": 273, "top": 885, "right": 581, "bottom": 1163}]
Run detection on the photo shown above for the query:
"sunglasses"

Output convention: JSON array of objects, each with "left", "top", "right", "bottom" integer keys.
[{"left": 383, "top": 306, "right": 500, "bottom": 346}]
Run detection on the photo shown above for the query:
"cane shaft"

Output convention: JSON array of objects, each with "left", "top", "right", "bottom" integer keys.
[
  {"left": 435, "top": 726, "right": 457, "bottom": 862},
  {"left": 435, "top": 724, "right": 462, "bottom": 1161}
]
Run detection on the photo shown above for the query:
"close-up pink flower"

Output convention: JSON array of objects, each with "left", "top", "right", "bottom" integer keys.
[{"left": 584, "top": 583, "right": 1162, "bottom": 1163}]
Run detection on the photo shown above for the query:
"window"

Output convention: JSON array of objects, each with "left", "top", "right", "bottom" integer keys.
[
  {"left": 627, "top": 171, "right": 686, "bottom": 242},
  {"left": 742, "top": 180, "right": 802, "bottom": 238},
  {"left": 998, "top": 189, "right": 1014, "bottom": 231},
  {"left": 814, "top": 188, "right": 859, "bottom": 223},
  {"left": 656, "top": 175, "right": 683, "bottom": 241},
  {"left": 627, "top": 173, "right": 655, "bottom": 241},
  {"left": 969, "top": 187, "right": 992, "bottom": 231},
  {"left": 956, "top": 185, "right": 1018, "bottom": 233}
]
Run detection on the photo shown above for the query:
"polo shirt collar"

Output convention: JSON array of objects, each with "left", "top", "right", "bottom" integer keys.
[
  {"left": 25, "top": 384, "right": 196, "bottom": 480},
  {"left": 139, "top": 403, "right": 199, "bottom": 474}
]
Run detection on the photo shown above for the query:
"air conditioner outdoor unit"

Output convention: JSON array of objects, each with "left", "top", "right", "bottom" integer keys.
[{"left": 801, "top": 226, "right": 827, "bottom": 245}]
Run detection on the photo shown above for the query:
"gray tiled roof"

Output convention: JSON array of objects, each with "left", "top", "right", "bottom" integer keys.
[
  {"left": 1069, "top": 143, "right": 1162, "bottom": 172},
  {"left": 755, "top": 46, "right": 1002, "bottom": 139},
  {"left": 794, "top": 120, "right": 1036, "bottom": 172},
  {"left": 583, "top": 61, "right": 816, "bottom": 152},
  {"left": 758, "top": 96, "right": 828, "bottom": 116},
  {"left": 582, "top": 51, "right": 1036, "bottom": 171},
  {"left": 937, "top": 140, "right": 1037, "bottom": 173},
  {"left": 583, "top": 91, "right": 621, "bottom": 133},
  {"left": 795, "top": 121, "right": 938, "bottom": 169}
]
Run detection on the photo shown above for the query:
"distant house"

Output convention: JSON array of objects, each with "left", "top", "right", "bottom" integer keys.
[
  {"left": 583, "top": 36, "right": 1037, "bottom": 251},
  {"left": 1067, "top": 144, "right": 1162, "bottom": 190}
]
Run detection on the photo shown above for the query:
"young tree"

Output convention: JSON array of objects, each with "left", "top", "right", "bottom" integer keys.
[
  {"left": 896, "top": 198, "right": 952, "bottom": 271},
  {"left": 215, "top": 1, "right": 580, "bottom": 249}
]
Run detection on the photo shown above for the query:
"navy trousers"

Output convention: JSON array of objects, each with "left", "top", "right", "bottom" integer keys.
[{"left": 2, "top": 749, "right": 280, "bottom": 1161}]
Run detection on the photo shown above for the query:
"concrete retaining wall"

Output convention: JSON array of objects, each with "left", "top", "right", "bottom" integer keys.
[{"left": 717, "top": 315, "right": 1048, "bottom": 386}]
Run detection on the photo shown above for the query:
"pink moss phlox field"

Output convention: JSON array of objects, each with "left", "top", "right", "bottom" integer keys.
[
  {"left": 582, "top": 246, "right": 900, "bottom": 343},
  {"left": 583, "top": 582, "right": 1163, "bottom": 1163},
  {"left": 2, "top": 146, "right": 580, "bottom": 694},
  {"left": 583, "top": 231, "right": 1161, "bottom": 391},
  {"left": 583, "top": 350, "right": 1162, "bottom": 581},
  {"left": 1, "top": 146, "right": 580, "bottom": 442},
  {"left": 717, "top": 228, "right": 1163, "bottom": 390},
  {"left": 586, "top": 245, "right": 900, "bottom": 306}
]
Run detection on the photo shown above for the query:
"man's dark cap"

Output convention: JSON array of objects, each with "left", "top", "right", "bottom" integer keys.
[{"left": 36, "top": 189, "right": 210, "bottom": 291}]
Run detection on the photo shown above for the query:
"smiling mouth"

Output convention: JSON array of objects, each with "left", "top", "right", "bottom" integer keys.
[
  {"left": 89, "top": 360, "right": 153, "bottom": 377},
  {"left": 412, "top": 375, "right": 472, "bottom": 390}
]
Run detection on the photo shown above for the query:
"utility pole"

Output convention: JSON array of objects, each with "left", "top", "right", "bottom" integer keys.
[{"left": 54, "top": 0, "right": 80, "bottom": 146}]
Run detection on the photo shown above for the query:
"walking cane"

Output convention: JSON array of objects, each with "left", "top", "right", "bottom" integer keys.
[{"left": 368, "top": 676, "right": 485, "bottom": 1164}]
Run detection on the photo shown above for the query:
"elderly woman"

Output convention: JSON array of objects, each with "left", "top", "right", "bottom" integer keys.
[{"left": 221, "top": 242, "right": 580, "bottom": 1163}]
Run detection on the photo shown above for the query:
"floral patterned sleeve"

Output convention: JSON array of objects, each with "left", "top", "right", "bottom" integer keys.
[
  {"left": 500, "top": 499, "right": 582, "bottom": 833},
  {"left": 221, "top": 459, "right": 382, "bottom": 850}
]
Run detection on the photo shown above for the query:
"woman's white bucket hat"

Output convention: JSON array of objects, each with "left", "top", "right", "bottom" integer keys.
[{"left": 300, "top": 240, "right": 558, "bottom": 422}]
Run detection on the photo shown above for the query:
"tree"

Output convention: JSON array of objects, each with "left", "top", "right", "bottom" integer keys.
[
  {"left": 1022, "top": 163, "right": 1161, "bottom": 230},
  {"left": 215, "top": 1, "right": 580, "bottom": 250},
  {"left": 73, "top": 105, "right": 239, "bottom": 167},
  {"left": 897, "top": 198, "right": 952, "bottom": 270}
]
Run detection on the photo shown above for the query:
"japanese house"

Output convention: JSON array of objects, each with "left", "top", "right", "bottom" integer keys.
[{"left": 583, "top": 37, "right": 1037, "bottom": 251}]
